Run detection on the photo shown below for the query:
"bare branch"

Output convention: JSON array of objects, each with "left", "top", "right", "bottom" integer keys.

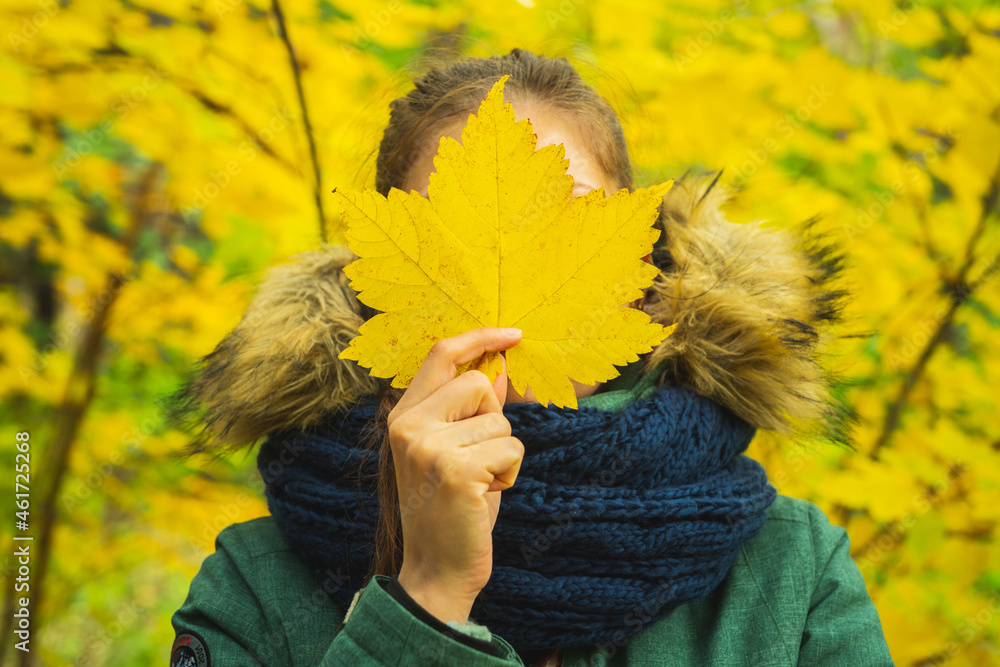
[
  {"left": 871, "top": 158, "right": 1000, "bottom": 458},
  {"left": 271, "top": 0, "right": 327, "bottom": 242}
]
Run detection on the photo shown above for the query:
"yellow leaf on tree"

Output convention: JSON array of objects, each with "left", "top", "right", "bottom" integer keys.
[{"left": 333, "top": 75, "right": 675, "bottom": 408}]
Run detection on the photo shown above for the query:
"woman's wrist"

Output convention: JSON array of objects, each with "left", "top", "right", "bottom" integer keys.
[{"left": 395, "top": 570, "right": 477, "bottom": 625}]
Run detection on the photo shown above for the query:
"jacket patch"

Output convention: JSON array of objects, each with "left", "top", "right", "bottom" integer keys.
[{"left": 171, "top": 631, "right": 210, "bottom": 667}]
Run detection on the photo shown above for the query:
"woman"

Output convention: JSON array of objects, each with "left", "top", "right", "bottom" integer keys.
[{"left": 168, "top": 49, "right": 894, "bottom": 666}]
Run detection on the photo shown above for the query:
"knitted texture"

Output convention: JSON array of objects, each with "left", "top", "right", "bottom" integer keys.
[{"left": 257, "top": 384, "right": 777, "bottom": 654}]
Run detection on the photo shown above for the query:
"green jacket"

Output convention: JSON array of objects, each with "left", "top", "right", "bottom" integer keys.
[{"left": 170, "top": 491, "right": 894, "bottom": 666}]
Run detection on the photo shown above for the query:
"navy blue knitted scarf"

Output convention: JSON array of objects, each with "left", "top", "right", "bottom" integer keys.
[{"left": 257, "top": 384, "right": 776, "bottom": 654}]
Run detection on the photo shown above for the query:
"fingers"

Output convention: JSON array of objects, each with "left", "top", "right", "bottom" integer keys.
[
  {"left": 462, "top": 437, "right": 525, "bottom": 492},
  {"left": 417, "top": 366, "right": 503, "bottom": 424},
  {"left": 392, "top": 327, "right": 522, "bottom": 420},
  {"left": 429, "top": 412, "right": 512, "bottom": 449},
  {"left": 493, "top": 351, "right": 509, "bottom": 409},
  {"left": 388, "top": 368, "right": 509, "bottom": 449},
  {"left": 432, "top": 435, "right": 524, "bottom": 495}
]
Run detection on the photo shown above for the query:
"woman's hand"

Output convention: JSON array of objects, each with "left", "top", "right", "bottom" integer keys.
[{"left": 389, "top": 327, "right": 525, "bottom": 625}]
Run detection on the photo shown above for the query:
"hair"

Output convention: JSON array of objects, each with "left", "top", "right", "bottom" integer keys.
[
  {"left": 377, "top": 48, "right": 632, "bottom": 196},
  {"left": 363, "top": 48, "right": 637, "bottom": 582}
]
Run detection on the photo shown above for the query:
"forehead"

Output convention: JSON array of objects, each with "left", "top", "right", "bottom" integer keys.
[{"left": 402, "top": 101, "right": 611, "bottom": 196}]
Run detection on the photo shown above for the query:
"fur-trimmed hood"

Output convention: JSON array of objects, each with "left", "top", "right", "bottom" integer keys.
[{"left": 167, "top": 175, "right": 854, "bottom": 457}]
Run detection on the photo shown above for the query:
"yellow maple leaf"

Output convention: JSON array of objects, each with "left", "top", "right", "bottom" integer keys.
[{"left": 333, "top": 74, "right": 676, "bottom": 408}]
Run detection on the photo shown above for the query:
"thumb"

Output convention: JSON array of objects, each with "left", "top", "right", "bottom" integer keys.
[{"left": 493, "top": 352, "right": 509, "bottom": 409}]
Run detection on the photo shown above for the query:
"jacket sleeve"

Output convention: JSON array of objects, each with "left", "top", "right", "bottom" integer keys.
[
  {"left": 170, "top": 523, "right": 525, "bottom": 666},
  {"left": 798, "top": 504, "right": 896, "bottom": 666},
  {"left": 326, "top": 574, "right": 525, "bottom": 666}
]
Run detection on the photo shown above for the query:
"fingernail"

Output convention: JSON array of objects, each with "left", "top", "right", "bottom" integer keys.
[{"left": 501, "top": 327, "right": 522, "bottom": 336}]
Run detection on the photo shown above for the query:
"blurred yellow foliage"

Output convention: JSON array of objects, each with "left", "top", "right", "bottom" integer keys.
[{"left": 1, "top": 0, "right": 998, "bottom": 664}]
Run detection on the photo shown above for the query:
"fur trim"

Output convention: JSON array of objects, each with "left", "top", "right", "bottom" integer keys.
[
  {"left": 642, "top": 174, "right": 854, "bottom": 447},
  {"left": 167, "top": 245, "right": 380, "bottom": 457},
  {"left": 167, "top": 174, "right": 855, "bottom": 455}
]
